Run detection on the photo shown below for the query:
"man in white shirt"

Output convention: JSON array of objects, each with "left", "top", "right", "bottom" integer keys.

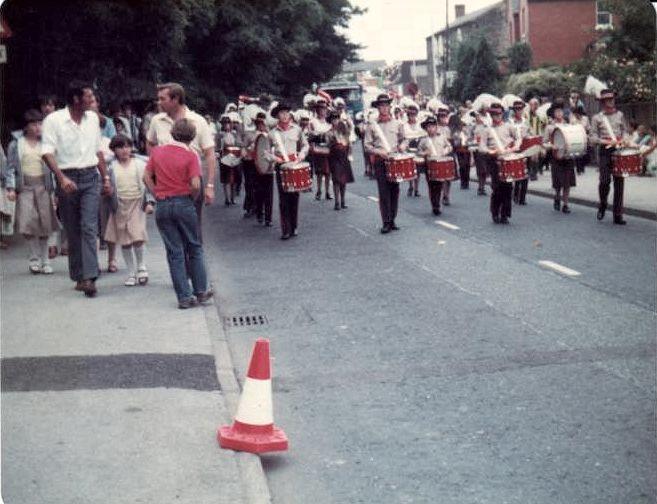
[
  {"left": 41, "top": 81, "right": 112, "bottom": 297},
  {"left": 146, "top": 83, "right": 216, "bottom": 207}
]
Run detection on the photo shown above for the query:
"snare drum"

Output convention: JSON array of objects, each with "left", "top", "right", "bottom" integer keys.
[
  {"left": 612, "top": 148, "right": 642, "bottom": 177},
  {"left": 426, "top": 156, "right": 456, "bottom": 181},
  {"left": 279, "top": 161, "right": 312, "bottom": 192},
  {"left": 225, "top": 146, "right": 241, "bottom": 157},
  {"left": 385, "top": 153, "right": 417, "bottom": 182},
  {"left": 552, "top": 124, "right": 587, "bottom": 159},
  {"left": 498, "top": 154, "right": 528, "bottom": 182}
]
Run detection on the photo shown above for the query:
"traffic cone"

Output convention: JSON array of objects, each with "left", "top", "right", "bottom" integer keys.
[{"left": 218, "top": 338, "right": 288, "bottom": 453}]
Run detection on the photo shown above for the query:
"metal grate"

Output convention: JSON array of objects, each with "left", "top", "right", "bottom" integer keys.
[{"left": 224, "top": 314, "right": 269, "bottom": 328}]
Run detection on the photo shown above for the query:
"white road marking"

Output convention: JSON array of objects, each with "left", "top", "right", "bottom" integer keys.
[
  {"left": 347, "top": 224, "right": 370, "bottom": 237},
  {"left": 435, "top": 220, "right": 460, "bottom": 230},
  {"left": 367, "top": 196, "right": 379, "bottom": 202},
  {"left": 538, "top": 260, "right": 581, "bottom": 277},
  {"left": 437, "top": 240, "right": 447, "bottom": 246}
]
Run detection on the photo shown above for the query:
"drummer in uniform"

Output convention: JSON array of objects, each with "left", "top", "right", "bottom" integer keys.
[
  {"left": 472, "top": 110, "right": 489, "bottom": 195},
  {"left": 268, "top": 103, "right": 309, "bottom": 240},
  {"left": 590, "top": 89, "right": 630, "bottom": 225},
  {"left": 417, "top": 116, "right": 453, "bottom": 215},
  {"left": 508, "top": 98, "right": 530, "bottom": 206},
  {"left": 478, "top": 102, "right": 519, "bottom": 224},
  {"left": 543, "top": 99, "right": 576, "bottom": 214},
  {"left": 402, "top": 103, "right": 426, "bottom": 198},
  {"left": 436, "top": 105, "right": 453, "bottom": 205},
  {"left": 309, "top": 98, "right": 332, "bottom": 201},
  {"left": 364, "top": 93, "right": 407, "bottom": 234}
]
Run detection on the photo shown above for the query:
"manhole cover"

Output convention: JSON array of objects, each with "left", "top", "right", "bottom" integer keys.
[{"left": 224, "top": 314, "right": 269, "bottom": 328}]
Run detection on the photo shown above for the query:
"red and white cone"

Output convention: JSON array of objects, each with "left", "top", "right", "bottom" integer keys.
[{"left": 218, "top": 338, "right": 288, "bottom": 453}]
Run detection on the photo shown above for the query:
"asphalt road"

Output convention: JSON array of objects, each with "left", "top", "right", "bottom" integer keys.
[{"left": 203, "top": 144, "right": 656, "bottom": 504}]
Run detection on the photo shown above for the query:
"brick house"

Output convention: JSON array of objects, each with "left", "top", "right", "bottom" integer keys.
[
  {"left": 506, "top": 0, "right": 610, "bottom": 66},
  {"left": 426, "top": 2, "right": 508, "bottom": 98}
]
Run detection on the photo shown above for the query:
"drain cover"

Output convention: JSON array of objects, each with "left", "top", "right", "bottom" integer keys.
[{"left": 224, "top": 314, "right": 269, "bottom": 328}]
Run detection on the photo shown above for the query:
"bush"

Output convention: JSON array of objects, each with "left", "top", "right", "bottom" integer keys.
[
  {"left": 507, "top": 43, "right": 532, "bottom": 74},
  {"left": 504, "top": 68, "right": 581, "bottom": 100}
]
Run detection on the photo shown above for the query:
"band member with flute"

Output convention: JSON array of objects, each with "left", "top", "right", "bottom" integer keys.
[
  {"left": 417, "top": 116, "right": 453, "bottom": 215},
  {"left": 269, "top": 103, "right": 309, "bottom": 240},
  {"left": 478, "top": 102, "right": 519, "bottom": 224},
  {"left": 364, "top": 93, "right": 407, "bottom": 234},
  {"left": 590, "top": 89, "right": 630, "bottom": 225}
]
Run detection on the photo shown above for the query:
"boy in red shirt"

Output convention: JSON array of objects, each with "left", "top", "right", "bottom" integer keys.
[{"left": 143, "top": 119, "right": 213, "bottom": 308}]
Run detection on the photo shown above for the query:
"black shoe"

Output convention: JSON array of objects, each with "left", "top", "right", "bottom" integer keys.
[
  {"left": 230, "top": 199, "right": 236, "bottom": 205},
  {"left": 178, "top": 297, "right": 198, "bottom": 309},
  {"left": 432, "top": 208, "right": 441, "bottom": 215},
  {"left": 500, "top": 216, "right": 509, "bottom": 224},
  {"left": 225, "top": 199, "right": 230, "bottom": 207},
  {"left": 613, "top": 217, "right": 627, "bottom": 225},
  {"left": 492, "top": 214, "right": 500, "bottom": 224},
  {"left": 315, "top": 193, "right": 321, "bottom": 201},
  {"left": 380, "top": 224, "right": 391, "bottom": 234},
  {"left": 562, "top": 205, "right": 571, "bottom": 214},
  {"left": 265, "top": 221, "right": 273, "bottom": 227},
  {"left": 407, "top": 187, "right": 413, "bottom": 197},
  {"left": 326, "top": 194, "right": 332, "bottom": 200},
  {"left": 443, "top": 198, "right": 450, "bottom": 206},
  {"left": 291, "top": 229, "right": 298, "bottom": 237},
  {"left": 196, "top": 290, "right": 214, "bottom": 304},
  {"left": 390, "top": 222, "right": 400, "bottom": 231},
  {"left": 81, "top": 279, "right": 97, "bottom": 297},
  {"left": 553, "top": 198, "right": 561, "bottom": 211},
  {"left": 414, "top": 191, "right": 420, "bottom": 197},
  {"left": 341, "top": 204, "right": 348, "bottom": 209},
  {"left": 513, "top": 194, "right": 519, "bottom": 203},
  {"left": 280, "top": 233, "right": 290, "bottom": 240},
  {"left": 597, "top": 207, "right": 606, "bottom": 220},
  {"left": 256, "top": 216, "right": 264, "bottom": 223},
  {"left": 518, "top": 200, "right": 526, "bottom": 205},
  {"left": 243, "top": 211, "right": 252, "bottom": 218}
]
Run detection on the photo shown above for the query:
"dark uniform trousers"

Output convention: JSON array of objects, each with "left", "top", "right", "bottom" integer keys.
[
  {"left": 487, "top": 154, "right": 513, "bottom": 219},
  {"left": 374, "top": 158, "right": 400, "bottom": 225},
  {"left": 425, "top": 175, "right": 444, "bottom": 212},
  {"left": 275, "top": 167, "right": 299, "bottom": 235},
  {"left": 456, "top": 150, "right": 471, "bottom": 189},
  {"left": 242, "top": 159, "right": 257, "bottom": 213},
  {"left": 254, "top": 173, "right": 274, "bottom": 223},
  {"left": 598, "top": 146, "right": 624, "bottom": 217},
  {"left": 513, "top": 178, "right": 528, "bottom": 204}
]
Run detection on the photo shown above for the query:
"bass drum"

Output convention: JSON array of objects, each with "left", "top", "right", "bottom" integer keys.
[
  {"left": 255, "top": 133, "right": 273, "bottom": 175},
  {"left": 552, "top": 124, "right": 587, "bottom": 160}
]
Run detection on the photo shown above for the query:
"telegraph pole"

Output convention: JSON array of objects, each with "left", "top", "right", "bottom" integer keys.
[{"left": 443, "top": 0, "right": 449, "bottom": 99}]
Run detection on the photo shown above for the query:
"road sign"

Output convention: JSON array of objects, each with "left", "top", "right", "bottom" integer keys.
[{"left": 0, "top": 45, "right": 6, "bottom": 64}]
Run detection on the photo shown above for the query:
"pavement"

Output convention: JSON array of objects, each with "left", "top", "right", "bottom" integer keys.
[
  {"left": 0, "top": 220, "right": 269, "bottom": 503},
  {"left": 516, "top": 166, "right": 657, "bottom": 220}
]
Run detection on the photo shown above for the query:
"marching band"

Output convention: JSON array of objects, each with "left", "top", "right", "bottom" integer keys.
[{"left": 211, "top": 85, "right": 643, "bottom": 240}]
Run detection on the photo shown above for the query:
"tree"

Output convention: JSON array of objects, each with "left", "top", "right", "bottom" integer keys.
[
  {"left": 598, "top": 0, "right": 656, "bottom": 62},
  {"left": 505, "top": 67, "right": 581, "bottom": 100},
  {"left": 1, "top": 0, "right": 361, "bottom": 135},
  {"left": 507, "top": 42, "right": 532, "bottom": 74},
  {"left": 447, "top": 36, "right": 500, "bottom": 103}
]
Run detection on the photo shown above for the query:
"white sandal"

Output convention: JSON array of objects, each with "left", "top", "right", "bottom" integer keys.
[
  {"left": 124, "top": 276, "right": 137, "bottom": 287},
  {"left": 137, "top": 268, "right": 148, "bottom": 286}
]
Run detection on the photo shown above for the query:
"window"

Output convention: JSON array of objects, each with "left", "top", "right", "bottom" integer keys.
[{"left": 596, "top": 0, "right": 613, "bottom": 29}]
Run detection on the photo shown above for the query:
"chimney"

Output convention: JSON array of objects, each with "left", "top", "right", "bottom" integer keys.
[{"left": 455, "top": 4, "right": 465, "bottom": 18}]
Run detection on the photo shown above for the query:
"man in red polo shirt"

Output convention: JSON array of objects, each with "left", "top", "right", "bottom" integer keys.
[{"left": 143, "top": 119, "right": 213, "bottom": 309}]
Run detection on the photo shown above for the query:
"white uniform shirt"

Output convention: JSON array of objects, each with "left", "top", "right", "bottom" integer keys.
[{"left": 41, "top": 107, "right": 101, "bottom": 169}]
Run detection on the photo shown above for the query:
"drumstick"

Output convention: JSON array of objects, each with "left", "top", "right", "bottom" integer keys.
[{"left": 371, "top": 121, "right": 392, "bottom": 154}]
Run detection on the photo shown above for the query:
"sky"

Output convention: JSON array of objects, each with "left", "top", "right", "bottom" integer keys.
[{"left": 344, "top": 0, "right": 503, "bottom": 63}]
